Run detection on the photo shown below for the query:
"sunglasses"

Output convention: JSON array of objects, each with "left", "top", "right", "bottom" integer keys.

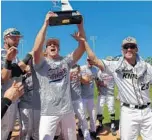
[
  {"left": 46, "top": 42, "right": 59, "bottom": 48},
  {"left": 8, "top": 31, "right": 22, "bottom": 37},
  {"left": 123, "top": 44, "right": 137, "bottom": 50}
]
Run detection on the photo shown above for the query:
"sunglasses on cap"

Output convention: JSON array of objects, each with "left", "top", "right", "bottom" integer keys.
[
  {"left": 123, "top": 44, "right": 137, "bottom": 50},
  {"left": 8, "top": 31, "right": 22, "bottom": 37}
]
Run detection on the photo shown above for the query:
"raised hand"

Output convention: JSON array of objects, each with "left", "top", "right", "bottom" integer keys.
[
  {"left": 6, "top": 47, "right": 18, "bottom": 61},
  {"left": 4, "top": 81, "right": 24, "bottom": 101},
  {"left": 71, "top": 32, "right": 85, "bottom": 42},
  {"left": 44, "top": 11, "right": 58, "bottom": 26},
  {"left": 87, "top": 58, "right": 96, "bottom": 66}
]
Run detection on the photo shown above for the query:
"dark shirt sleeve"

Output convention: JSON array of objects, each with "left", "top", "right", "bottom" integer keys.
[
  {"left": 1, "top": 97, "right": 12, "bottom": 119},
  {"left": 11, "top": 63, "right": 25, "bottom": 77}
]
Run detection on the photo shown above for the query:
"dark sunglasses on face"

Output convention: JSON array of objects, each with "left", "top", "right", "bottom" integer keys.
[
  {"left": 49, "top": 41, "right": 59, "bottom": 46},
  {"left": 123, "top": 44, "right": 137, "bottom": 50},
  {"left": 46, "top": 43, "right": 59, "bottom": 48}
]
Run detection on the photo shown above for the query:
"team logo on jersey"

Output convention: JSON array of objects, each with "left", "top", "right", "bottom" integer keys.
[
  {"left": 123, "top": 73, "right": 137, "bottom": 79},
  {"left": 122, "top": 70, "right": 137, "bottom": 79},
  {"left": 47, "top": 67, "right": 67, "bottom": 83},
  {"left": 102, "top": 75, "right": 113, "bottom": 81}
]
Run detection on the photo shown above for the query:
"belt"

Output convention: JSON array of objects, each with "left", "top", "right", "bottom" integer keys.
[{"left": 122, "top": 102, "right": 151, "bottom": 109}]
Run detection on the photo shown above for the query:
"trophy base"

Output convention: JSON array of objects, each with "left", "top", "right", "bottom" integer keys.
[{"left": 49, "top": 10, "right": 82, "bottom": 26}]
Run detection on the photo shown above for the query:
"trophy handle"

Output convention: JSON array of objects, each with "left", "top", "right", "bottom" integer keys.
[{"left": 51, "top": 0, "right": 61, "bottom": 10}]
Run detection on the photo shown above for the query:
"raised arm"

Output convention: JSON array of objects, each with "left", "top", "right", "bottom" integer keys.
[
  {"left": 1, "top": 47, "right": 17, "bottom": 83},
  {"left": 83, "top": 41, "right": 104, "bottom": 71},
  {"left": 71, "top": 18, "right": 86, "bottom": 64},
  {"left": 32, "top": 12, "right": 57, "bottom": 64}
]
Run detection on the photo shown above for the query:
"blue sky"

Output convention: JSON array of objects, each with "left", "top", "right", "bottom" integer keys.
[{"left": 1, "top": 1, "right": 152, "bottom": 65}]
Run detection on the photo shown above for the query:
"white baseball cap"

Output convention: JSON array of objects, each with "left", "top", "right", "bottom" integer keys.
[
  {"left": 122, "top": 36, "right": 137, "bottom": 46},
  {"left": 3, "top": 28, "right": 23, "bottom": 39}
]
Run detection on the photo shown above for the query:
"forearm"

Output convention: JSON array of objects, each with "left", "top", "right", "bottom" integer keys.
[
  {"left": 78, "top": 25, "right": 86, "bottom": 40},
  {"left": 72, "top": 23, "right": 86, "bottom": 63},
  {"left": 84, "top": 41, "right": 97, "bottom": 62},
  {"left": 1, "top": 69, "right": 11, "bottom": 83},
  {"left": 1, "top": 60, "right": 12, "bottom": 83},
  {"left": 84, "top": 41, "right": 104, "bottom": 70},
  {"left": 18, "top": 53, "right": 33, "bottom": 72},
  {"left": 73, "top": 41, "right": 85, "bottom": 63},
  {"left": 33, "top": 23, "right": 48, "bottom": 64}
]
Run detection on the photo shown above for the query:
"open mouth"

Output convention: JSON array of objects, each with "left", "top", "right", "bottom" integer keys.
[{"left": 51, "top": 49, "right": 56, "bottom": 52}]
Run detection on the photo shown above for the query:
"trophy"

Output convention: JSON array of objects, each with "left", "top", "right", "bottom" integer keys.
[{"left": 49, "top": 0, "right": 82, "bottom": 26}]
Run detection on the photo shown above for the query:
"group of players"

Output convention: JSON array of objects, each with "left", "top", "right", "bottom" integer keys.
[{"left": 1, "top": 11, "right": 152, "bottom": 140}]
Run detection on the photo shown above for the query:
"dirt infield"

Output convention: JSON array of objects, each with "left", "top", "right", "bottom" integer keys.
[
  {"left": 11, "top": 125, "right": 120, "bottom": 140},
  {"left": 11, "top": 119, "right": 120, "bottom": 140},
  {"left": 11, "top": 120, "right": 142, "bottom": 140}
]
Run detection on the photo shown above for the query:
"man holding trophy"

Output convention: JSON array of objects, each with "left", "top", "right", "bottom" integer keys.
[
  {"left": 49, "top": 0, "right": 82, "bottom": 26},
  {"left": 31, "top": 2, "right": 86, "bottom": 139}
]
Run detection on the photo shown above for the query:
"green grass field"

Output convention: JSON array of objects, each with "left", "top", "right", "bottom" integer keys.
[{"left": 94, "top": 85, "right": 152, "bottom": 124}]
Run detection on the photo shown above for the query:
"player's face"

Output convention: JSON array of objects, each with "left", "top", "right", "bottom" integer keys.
[
  {"left": 87, "top": 59, "right": 93, "bottom": 67},
  {"left": 46, "top": 41, "right": 60, "bottom": 59},
  {"left": 122, "top": 43, "right": 138, "bottom": 61},
  {"left": 4, "top": 35, "right": 21, "bottom": 48},
  {"left": 70, "top": 67, "right": 80, "bottom": 81}
]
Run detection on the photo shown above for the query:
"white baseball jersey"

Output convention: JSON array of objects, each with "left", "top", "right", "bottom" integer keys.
[
  {"left": 102, "top": 55, "right": 152, "bottom": 105},
  {"left": 70, "top": 67, "right": 81, "bottom": 101},
  {"left": 34, "top": 53, "right": 75, "bottom": 116},
  {"left": 96, "top": 70, "right": 115, "bottom": 96},
  {"left": 81, "top": 65, "right": 98, "bottom": 99}
]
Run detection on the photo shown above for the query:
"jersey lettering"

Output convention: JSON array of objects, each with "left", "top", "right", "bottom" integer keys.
[
  {"left": 47, "top": 67, "right": 67, "bottom": 83},
  {"left": 123, "top": 73, "right": 137, "bottom": 79}
]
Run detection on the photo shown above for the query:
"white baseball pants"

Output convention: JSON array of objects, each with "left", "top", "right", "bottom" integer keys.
[
  {"left": 120, "top": 105, "right": 152, "bottom": 140},
  {"left": 73, "top": 99, "right": 91, "bottom": 140},
  {"left": 83, "top": 98, "right": 96, "bottom": 132},
  {"left": 97, "top": 95, "right": 115, "bottom": 114},
  {"left": 19, "top": 108, "right": 40, "bottom": 140},
  {"left": 39, "top": 112, "right": 77, "bottom": 140}
]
